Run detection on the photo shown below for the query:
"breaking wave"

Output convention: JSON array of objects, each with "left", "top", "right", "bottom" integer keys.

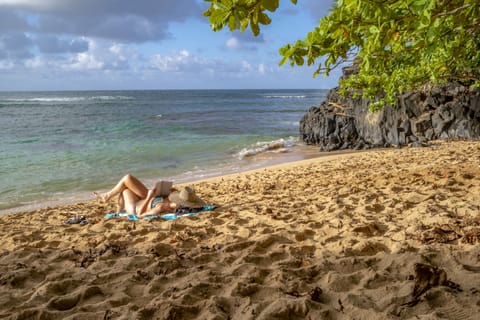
[
  {"left": 238, "top": 137, "right": 299, "bottom": 159},
  {"left": 263, "top": 95, "right": 306, "bottom": 99},
  {"left": 2, "top": 96, "right": 134, "bottom": 103}
]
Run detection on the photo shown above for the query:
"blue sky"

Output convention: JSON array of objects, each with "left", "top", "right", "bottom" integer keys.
[{"left": 0, "top": 0, "right": 340, "bottom": 91}]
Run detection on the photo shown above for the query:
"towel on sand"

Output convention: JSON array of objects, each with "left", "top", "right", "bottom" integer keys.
[{"left": 104, "top": 205, "right": 217, "bottom": 221}]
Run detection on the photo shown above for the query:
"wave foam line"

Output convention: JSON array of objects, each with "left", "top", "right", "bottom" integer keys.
[
  {"left": 238, "top": 137, "right": 299, "bottom": 159},
  {"left": 263, "top": 95, "right": 306, "bottom": 99},
  {"left": 2, "top": 96, "right": 134, "bottom": 103}
]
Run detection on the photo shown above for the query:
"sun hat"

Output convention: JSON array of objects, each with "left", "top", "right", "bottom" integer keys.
[
  {"left": 154, "top": 180, "right": 173, "bottom": 197},
  {"left": 168, "top": 186, "right": 206, "bottom": 208}
]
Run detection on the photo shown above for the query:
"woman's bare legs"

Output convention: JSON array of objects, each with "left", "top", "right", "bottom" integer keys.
[
  {"left": 121, "top": 189, "right": 139, "bottom": 214},
  {"left": 94, "top": 174, "right": 148, "bottom": 202},
  {"left": 117, "top": 193, "right": 125, "bottom": 212}
]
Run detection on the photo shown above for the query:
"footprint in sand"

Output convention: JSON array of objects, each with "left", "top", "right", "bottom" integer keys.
[
  {"left": 81, "top": 285, "right": 104, "bottom": 302},
  {"left": 345, "top": 293, "right": 377, "bottom": 310},
  {"left": 45, "top": 285, "right": 104, "bottom": 312},
  {"left": 364, "top": 203, "right": 386, "bottom": 213},
  {"left": 252, "top": 234, "right": 292, "bottom": 254},
  {"left": 268, "top": 249, "right": 289, "bottom": 262},
  {"left": 256, "top": 299, "right": 311, "bottom": 319},
  {"left": 294, "top": 229, "right": 316, "bottom": 241},
  {"left": 232, "top": 282, "right": 261, "bottom": 297},
  {"left": 289, "top": 245, "right": 316, "bottom": 258},
  {"left": 327, "top": 272, "right": 363, "bottom": 292},
  {"left": 364, "top": 272, "right": 397, "bottom": 290},
  {"left": 210, "top": 217, "right": 225, "bottom": 225},
  {"left": 47, "top": 292, "right": 81, "bottom": 311},
  {"left": 223, "top": 240, "right": 255, "bottom": 253},
  {"left": 453, "top": 251, "right": 480, "bottom": 273},
  {"left": 352, "top": 222, "right": 387, "bottom": 237},
  {"left": 434, "top": 304, "right": 478, "bottom": 320},
  {"left": 345, "top": 241, "right": 391, "bottom": 256},
  {"left": 0, "top": 269, "right": 32, "bottom": 289}
]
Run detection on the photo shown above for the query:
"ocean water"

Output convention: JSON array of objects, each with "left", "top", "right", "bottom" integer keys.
[{"left": 0, "top": 89, "right": 327, "bottom": 212}]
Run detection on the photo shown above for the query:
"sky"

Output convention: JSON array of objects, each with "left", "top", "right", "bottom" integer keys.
[{"left": 0, "top": 0, "right": 340, "bottom": 91}]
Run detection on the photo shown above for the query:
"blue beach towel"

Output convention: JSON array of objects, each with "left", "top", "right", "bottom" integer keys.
[
  {"left": 104, "top": 205, "right": 217, "bottom": 221},
  {"left": 104, "top": 213, "right": 139, "bottom": 221}
]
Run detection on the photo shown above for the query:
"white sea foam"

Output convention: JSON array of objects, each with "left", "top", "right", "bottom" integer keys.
[
  {"left": 281, "top": 120, "right": 300, "bottom": 127},
  {"left": 238, "top": 137, "right": 299, "bottom": 159},
  {"left": 89, "top": 96, "right": 134, "bottom": 101},
  {"left": 263, "top": 95, "right": 306, "bottom": 99},
  {"left": 5, "top": 97, "right": 86, "bottom": 102},
  {"left": 3, "top": 96, "right": 134, "bottom": 103}
]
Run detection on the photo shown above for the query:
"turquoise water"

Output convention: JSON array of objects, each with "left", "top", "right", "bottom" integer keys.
[{"left": 0, "top": 89, "right": 327, "bottom": 211}]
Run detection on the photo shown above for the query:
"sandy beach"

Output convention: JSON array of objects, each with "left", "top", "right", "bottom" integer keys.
[{"left": 1, "top": 140, "right": 480, "bottom": 319}]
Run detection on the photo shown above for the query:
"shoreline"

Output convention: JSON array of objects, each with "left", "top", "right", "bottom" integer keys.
[
  {"left": 0, "top": 144, "right": 361, "bottom": 216},
  {"left": 1, "top": 140, "right": 479, "bottom": 319}
]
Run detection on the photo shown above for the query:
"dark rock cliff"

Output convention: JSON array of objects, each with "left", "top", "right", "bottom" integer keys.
[{"left": 300, "top": 67, "right": 480, "bottom": 151}]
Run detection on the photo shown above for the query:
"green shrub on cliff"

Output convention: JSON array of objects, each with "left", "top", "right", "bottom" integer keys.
[{"left": 204, "top": 0, "right": 480, "bottom": 110}]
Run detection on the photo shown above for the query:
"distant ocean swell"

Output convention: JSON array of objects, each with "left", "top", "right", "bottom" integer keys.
[{"left": 0, "top": 89, "right": 327, "bottom": 212}]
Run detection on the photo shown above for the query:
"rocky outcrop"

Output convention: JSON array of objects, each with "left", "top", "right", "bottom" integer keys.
[{"left": 300, "top": 71, "right": 480, "bottom": 151}]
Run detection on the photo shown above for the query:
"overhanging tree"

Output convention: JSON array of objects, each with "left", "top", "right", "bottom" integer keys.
[{"left": 204, "top": 0, "right": 480, "bottom": 110}]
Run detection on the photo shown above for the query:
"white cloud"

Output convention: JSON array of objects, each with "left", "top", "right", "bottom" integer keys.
[
  {"left": 150, "top": 52, "right": 182, "bottom": 72},
  {"left": 148, "top": 49, "right": 276, "bottom": 80},
  {"left": 108, "top": 44, "right": 129, "bottom": 64},
  {"left": 150, "top": 50, "right": 208, "bottom": 72},
  {"left": 19, "top": 39, "right": 134, "bottom": 72},
  {"left": 240, "top": 60, "right": 252, "bottom": 72},
  {"left": 24, "top": 56, "right": 45, "bottom": 68},
  {"left": 64, "top": 52, "right": 103, "bottom": 71},
  {"left": 226, "top": 37, "right": 241, "bottom": 49},
  {"left": 258, "top": 63, "right": 266, "bottom": 75}
]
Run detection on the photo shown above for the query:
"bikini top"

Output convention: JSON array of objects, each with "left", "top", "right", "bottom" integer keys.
[{"left": 151, "top": 196, "right": 164, "bottom": 208}]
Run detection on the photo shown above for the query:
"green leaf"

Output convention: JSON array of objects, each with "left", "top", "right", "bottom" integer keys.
[
  {"left": 250, "top": 18, "right": 260, "bottom": 36},
  {"left": 294, "top": 54, "right": 304, "bottom": 66},
  {"left": 369, "top": 26, "right": 379, "bottom": 34},
  {"left": 421, "top": 13, "right": 431, "bottom": 26},
  {"left": 228, "top": 15, "right": 236, "bottom": 31},
  {"left": 258, "top": 13, "right": 272, "bottom": 25},
  {"left": 262, "top": 0, "right": 279, "bottom": 12},
  {"left": 240, "top": 18, "right": 249, "bottom": 31}
]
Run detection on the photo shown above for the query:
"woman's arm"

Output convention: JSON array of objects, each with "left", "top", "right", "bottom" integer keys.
[
  {"left": 138, "top": 200, "right": 176, "bottom": 218},
  {"left": 137, "top": 205, "right": 164, "bottom": 218},
  {"left": 137, "top": 188, "right": 156, "bottom": 215}
]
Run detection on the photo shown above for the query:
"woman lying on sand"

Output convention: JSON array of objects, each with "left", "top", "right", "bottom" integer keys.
[{"left": 93, "top": 174, "right": 206, "bottom": 218}]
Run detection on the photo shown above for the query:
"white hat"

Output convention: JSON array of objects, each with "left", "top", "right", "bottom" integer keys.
[{"left": 168, "top": 186, "right": 206, "bottom": 208}]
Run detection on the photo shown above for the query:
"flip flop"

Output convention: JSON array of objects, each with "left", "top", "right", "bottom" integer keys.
[
  {"left": 64, "top": 215, "right": 89, "bottom": 225},
  {"left": 105, "top": 213, "right": 120, "bottom": 219}
]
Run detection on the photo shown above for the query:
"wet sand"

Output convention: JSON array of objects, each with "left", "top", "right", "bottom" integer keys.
[{"left": 1, "top": 140, "right": 479, "bottom": 319}]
